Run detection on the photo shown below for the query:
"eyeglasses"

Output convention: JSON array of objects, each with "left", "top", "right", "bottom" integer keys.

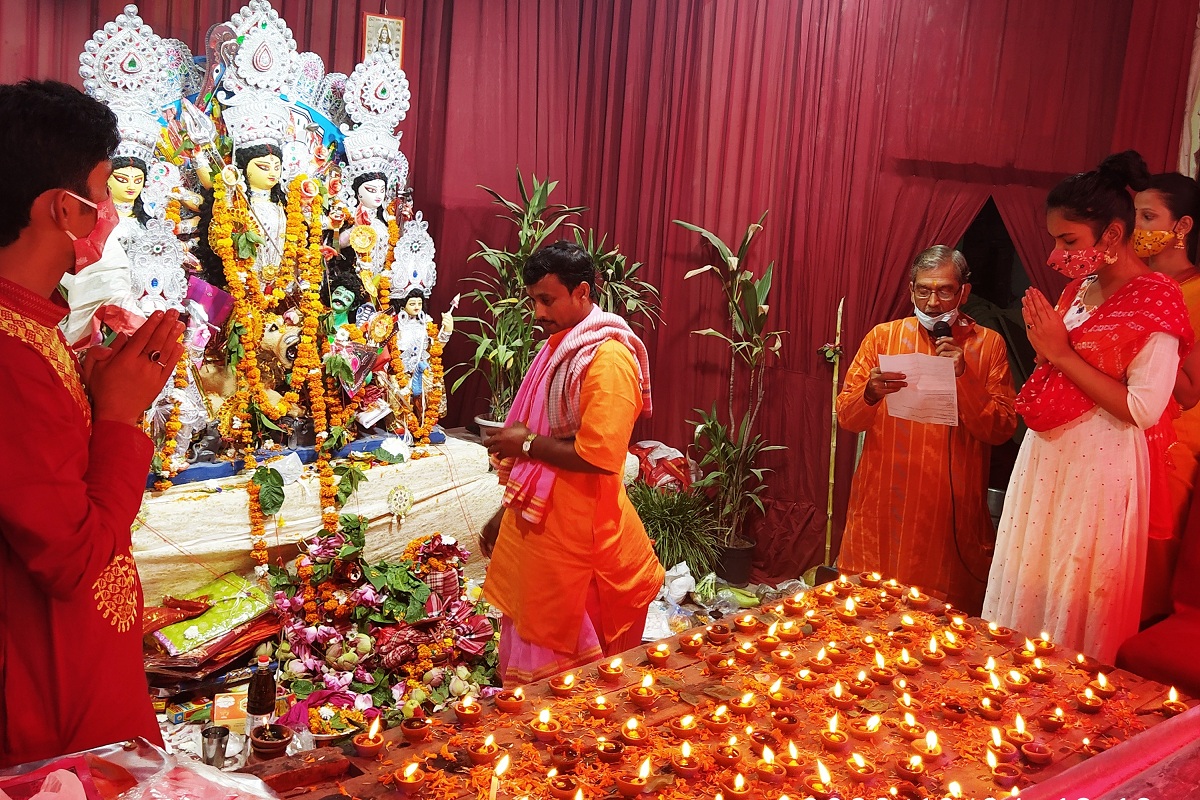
[{"left": 912, "top": 284, "right": 961, "bottom": 302}]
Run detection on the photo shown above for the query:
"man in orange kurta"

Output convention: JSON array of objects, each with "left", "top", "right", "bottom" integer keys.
[
  {"left": 481, "top": 242, "right": 663, "bottom": 684},
  {"left": 837, "top": 247, "right": 1016, "bottom": 613}
]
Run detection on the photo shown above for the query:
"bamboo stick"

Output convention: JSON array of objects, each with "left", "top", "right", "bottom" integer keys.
[{"left": 824, "top": 297, "right": 845, "bottom": 566}]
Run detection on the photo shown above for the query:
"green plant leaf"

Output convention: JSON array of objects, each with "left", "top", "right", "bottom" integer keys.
[
  {"left": 251, "top": 466, "right": 286, "bottom": 516},
  {"left": 334, "top": 463, "right": 368, "bottom": 506}
]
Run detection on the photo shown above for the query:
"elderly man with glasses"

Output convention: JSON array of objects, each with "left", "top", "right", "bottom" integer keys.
[{"left": 835, "top": 245, "right": 1017, "bottom": 613}]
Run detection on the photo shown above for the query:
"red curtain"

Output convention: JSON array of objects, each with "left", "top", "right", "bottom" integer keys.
[{"left": 3, "top": 0, "right": 1196, "bottom": 583}]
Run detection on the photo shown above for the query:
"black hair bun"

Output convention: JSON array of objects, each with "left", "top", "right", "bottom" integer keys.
[{"left": 1097, "top": 150, "right": 1150, "bottom": 193}]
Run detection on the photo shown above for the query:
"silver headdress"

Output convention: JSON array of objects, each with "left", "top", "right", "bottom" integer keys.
[
  {"left": 112, "top": 106, "right": 162, "bottom": 163},
  {"left": 218, "top": 0, "right": 299, "bottom": 154},
  {"left": 340, "top": 51, "right": 412, "bottom": 197}
]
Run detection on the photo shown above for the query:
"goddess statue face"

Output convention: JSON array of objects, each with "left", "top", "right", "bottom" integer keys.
[
  {"left": 357, "top": 179, "right": 387, "bottom": 212},
  {"left": 108, "top": 166, "right": 145, "bottom": 205},
  {"left": 246, "top": 154, "right": 283, "bottom": 191},
  {"left": 404, "top": 296, "right": 424, "bottom": 318}
]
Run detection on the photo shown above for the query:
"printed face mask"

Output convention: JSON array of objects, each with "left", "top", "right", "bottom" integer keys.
[
  {"left": 59, "top": 190, "right": 118, "bottom": 272},
  {"left": 1047, "top": 247, "right": 1109, "bottom": 279},
  {"left": 1132, "top": 229, "right": 1176, "bottom": 258}
]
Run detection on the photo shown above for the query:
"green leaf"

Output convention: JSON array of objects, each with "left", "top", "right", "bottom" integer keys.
[
  {"left": 334, "top": 464, "right": 368, "bottom": 506},
  {"left": 232, "top": 229, "right": 265, "bottom": 260},
  {"left": 324, "top": 354, "right": 354, "bottom": 385},
  {"left": 291, "top": 679, "right": 316, "bottom": 700},
  {"left": 251, "top": 466, "right": 286, "bottom": 516},
  {"left": 371, "top": 446, "right": 405, "bottom": 464},
  {"left": 226, "top": 321, "right": 246, "bottom": 367}
]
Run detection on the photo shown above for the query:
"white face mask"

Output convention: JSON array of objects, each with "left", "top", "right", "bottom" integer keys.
[{"left": 913, "top": 305, "right": 959, "bottom": 331}]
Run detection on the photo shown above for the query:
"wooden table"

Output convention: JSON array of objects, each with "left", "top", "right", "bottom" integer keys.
[{"left": 244, "top": 592, "right": 1195, "bottom": 799}]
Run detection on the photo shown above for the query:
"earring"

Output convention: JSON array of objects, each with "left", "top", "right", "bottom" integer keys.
[
  {"left": 1103, "top": 250, "right": 1118, "bottom": 265},
  {"left": 1176, "top": 233, "right": 1187, "bottom": 250}
]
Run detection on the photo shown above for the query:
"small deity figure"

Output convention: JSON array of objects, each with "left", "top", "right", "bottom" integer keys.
[{"left": 394, "top": 289, "right": 453, "bottom": 420}]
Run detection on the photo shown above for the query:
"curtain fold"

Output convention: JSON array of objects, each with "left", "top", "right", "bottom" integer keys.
[
  {"left": 992, "top": 184, "right": 1068, "bottom": 301},
  {"left": 3, "top": 0, "right": 1195, "bottom": 583}
]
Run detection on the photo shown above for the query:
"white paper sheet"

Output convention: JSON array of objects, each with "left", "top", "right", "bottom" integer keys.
[{"left": 877, "top": 352, "right": 959, "bottom": 426}]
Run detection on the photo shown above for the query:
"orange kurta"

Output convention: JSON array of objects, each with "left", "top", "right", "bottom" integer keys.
[
  {"left": 837, "top": 315, "right": 1017, "bottom": 612},
  {"left": 483, "top": 338, "right": 664, "bottom": 655}
]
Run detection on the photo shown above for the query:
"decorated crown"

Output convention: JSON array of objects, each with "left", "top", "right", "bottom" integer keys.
[
  {"left": 221, "top": 0, "right": 299, "bottom": 97},
  {"left": 340, "top": 51, "right": 412, "bottom": 196},
  {"left": 79, "top": 5, "right": 170, "bottom": 111},
  {"left": 221, "top": 89, "right": 290, "bottom": 151},
  {"left": 113, "top": 107, "right": 162, "bottom": 163}
]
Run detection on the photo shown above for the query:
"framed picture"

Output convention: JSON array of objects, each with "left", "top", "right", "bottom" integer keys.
[{"left": 362, "top": 13, "right": 405, "bottom": 67}]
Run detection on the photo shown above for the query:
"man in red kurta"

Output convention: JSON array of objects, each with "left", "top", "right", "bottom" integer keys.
[
  {"left": 0, "top": 80, "right": 184, "bottom": 766},
  {"left": 837, "top": 246, "right": 1017, "bottom": 612}
]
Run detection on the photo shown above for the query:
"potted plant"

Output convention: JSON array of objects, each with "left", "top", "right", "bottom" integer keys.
[
  {"left": 674, "top": 212, "right": 786, "bottom": 586},
  {"left": 574, "top": 228, "right": 662, "bottom": 330},
  {"left": 452, "top": 170, "right": 585, "bottom": 426},
  {"left": 627, "top": 481, "right": 721, "bottom": 577}
]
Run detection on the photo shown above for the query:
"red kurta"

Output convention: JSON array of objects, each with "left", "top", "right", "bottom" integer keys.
[{"left": 0, "top": 276, "right": 161, "bottom": 766}]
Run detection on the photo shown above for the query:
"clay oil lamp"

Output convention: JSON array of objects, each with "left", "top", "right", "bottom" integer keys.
[
  {"left": 803, "top": 760, "right": 838, "bottom": 800},
  {"left": 395, "top": 762, "right": 427, "bottom": 796},
  {"left": 620, "top": 718, "right": 646, "bottom": 746},
  {"left": 950, "top": 615, "right": 975, "bottom": 636},
  {"left": 1005, "top": 669, "right": 1031, "bottom": 693},
  {"left": 805, "top": 608, "right": 827, "bottom": 631},
  {"left": 532, "top": 709, "right": 561, "bottom": 743},
  {"left": 596, "top": 736, "right": 626, "bottom": 764},
  {"left": 1026, "top": 657, "right": 1053, "bottom": 684},
  {"left": 847, "top": 752, "right": 878, "bottom": 785},
  {"left": 988, "top": 727, "right": 1018, "bottom": 762},
  {"left": 615, "top": 758, "right": 651, "bottom": 798},
  {"left": 815, "top": 583, "right": 838, "bottom": 606},
  {"left": 780, "top": 741, "right": 804, "bottom": 777},
  {"left": 836, "top": 597, "right": 859, "bottom": 624},
  {"left": 877, "top": 589, "right": 899, "bottom": 611},
  {"left": 353, "top": 716, "right": 385, "bottom": 759},
  {"left": 820, "top": 713, "right": 851, "bottom": 753},
  {"left": 897, "top": 691, "right": 924, "bottom": 714},
  {"left": 757, "top": 622, "right": 781, "bottom": 652},
  {"left": 986, "top": 621, "right": 1014, "bottom": 643},
  {"left": 984, "top": 671, "right": 1010, "bottom": 703},
  {"left": 468, "top": 734, "right": 502, "bottom": 766},
  {"left": 766, "top": 678, "right": 795, "bottom": 708},
  {"left": 400, "top": 715, "right": 432, "bottom": 743},
  {"left": 921, "top": 635, "right": 946, "bottom": 668},
  {"left": 702, "top": 705, "right": 732, "bottom": 734},
  {"left": 858, "top": 633, "right": 878, "bottom": 651},
  {"left": 707, "top": 653, "right": 736, "bottom": 676},
  {"left": 735, "top": 613, "right": 760, "bottom": 634},
  {"left": 906, "top": 585, "right": 932, "bottom": 609},
  {"left": 679, "top": 632, "right": 705, "bottom": 656},
  {"left": 1022, "top": 741, "right": 1053, "bottom": 766},
  {"left": 849, "top": 714, "right": 882, "bottom": 741},
  {"left": 1089, "top": 672, "right": 1118, "bottom": 699},
  {"left": 1004, "top": 714, "right": 1033, "bottom": 747},
  {"left": 668, "top": 714, "right": 699, "bottom": 740},
  {"left": 912, "top": 731, "right": 943, "bottom": 763},
  {"left": 987, "top": 750, "right": 1020, "bottom": 789},
  {"left": 977, "top": 696, "right": 1004, "bottom": 721},
  {"left": 1039, "top": 706, "right": 1066, "bottom": 732},
  {"left": 714, "top": 735, "right": 743, "bottom": 768},
  {"left": 856, "top": 596, "right": 879, "bottom": 617},
  {"left": 734, "top": 639, "right": 759, "bottom": 663},
  {"left": 1073, "top": 652, "right": 1102, "bottom": 675},
  {"left": 598, "top": 657, "right": 625, "bottom": 683},
  {"left": 940, "top": 629, "right": 965, "bottom": 656},
  {"left": 1077, "top": 687, "right": 1104, "bottom": 714},
  {"left": 546, "top": 768, "right": 578, "bottom": 800},
  {"left": 647, "top": 643, "right": 671, "bottom": 668},
  {"left": 672, "top": 741, "right": 702, "bottom": 780},
  {"left": 860, "top": 571, "right": 883, "bottom": 588},
  {"left": 869, "top": 650, "right": 896, "bottom": 683},
  {"left": 629, "top": 674, "right": 658, "bottom": 709},
  {"left": 897, "top": 712, "right": 926, "bottom": 741},
  {"left": 807, "top": 646, "right": 834, "bottom": 673},
  {"left": 833, "top": 573, "right": 855, "bottom": 596},
  {"left": 795, "top": 667, "right": 820, "bottom": 689},
  {"left": 940, "top": 700, "right": 968, "bottom": 724},
  {"left": 825, "top": 641, "right": 851, "bottom": 664},
  {"left": 770, "top": 648, "right": 797, "bottom": 669},
  {"left": 777, "top": 619, "right": 802, "bottom": 642},
  {"left": 883, "top": 578, "right": 907, "bottom": 598},
  {"left": 771, "top": 709, "right": 800, "bottom": 735},
  {"left": 495, "top": 687, "right": 526, "bottom": 714},
  {"left": 892, "top": 677, "right": 922, "bottom": 698},
  {"left": 783, "top": 591, "right": 807, "bottom": 616},
  {"left": 454, "top": 695, "right": 484, "bottom": 726},
  {"left": 895, "top": 648, "right": 921, "bottom": 676},
  {"left": 968, "top": 656, "right": 998, "bottom": 682},
  {"left": 588, "top": 695, "right": 615, "bottom": 719},
  {"left": 828, "top": 680, "right": 857, "bottom": 711},
  {"left": 896, "top": 754, "right": 925, "bottom": 783},
  {"left": 747, "top": 725, "right": 779, "bottom": 757},
  {"left": 1032, "top": 631, "right": 1056, "bottom": 657},
  {"left": 706, "top": 624, "right": 734, "bottom": 645},
  {"left": 849, "top": 670, "right": 875, "bottom": 697},
  {"left": 899, "top": 613, "right": 922, "bottom": 632},
  {"left": 732, "top": 692, "right": 758, "bottom": 716},
  {"left": 550, "top": 673, "right": 578, "bottom": 698},
  {"left": 1163, "top": 686, "right": 1188, "bottom": 717},
  {"left": 722, "top": 772, "right": 752, "bottom": 800},
  {"left": 755, "top": 745, "right": 787, "bottom": 784},
  {"left": 1013, "top": 638, "right": 1039, "bottom": 665}
]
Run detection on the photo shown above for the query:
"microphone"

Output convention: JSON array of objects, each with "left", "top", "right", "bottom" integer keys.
[{"left": 932, "top": 320, "right": 953, "bottom": 341}]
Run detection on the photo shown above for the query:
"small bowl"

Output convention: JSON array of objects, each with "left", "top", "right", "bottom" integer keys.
[
  {"left": 401, "top": 717, "right": 432, "bottom": 743},
  {"left": 940, "top": 702, "right": 968, "bottom": 723},
  {"left": 250, "top": 724, "right": 294, "bottom": 758},
  {"left": 1021, "top": 742, "right": 1053, "bottom": 766}
]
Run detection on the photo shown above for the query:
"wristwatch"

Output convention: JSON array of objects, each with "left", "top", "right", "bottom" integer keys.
[{"left": 521, "top": 432, "right": 537, "bottom": 455}]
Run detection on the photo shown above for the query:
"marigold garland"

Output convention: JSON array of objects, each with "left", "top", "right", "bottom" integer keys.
[{"left": 152, "top": 351, "right": 191, "bottom": 492}]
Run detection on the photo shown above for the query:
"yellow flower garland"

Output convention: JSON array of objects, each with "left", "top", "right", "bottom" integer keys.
[{"left": 152, "top": 352, "right": 191, "bottom": 492}]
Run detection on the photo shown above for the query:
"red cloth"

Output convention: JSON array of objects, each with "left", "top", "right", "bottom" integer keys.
[{"left": 0, "top": 276, "right": 162, "bottom": 767}]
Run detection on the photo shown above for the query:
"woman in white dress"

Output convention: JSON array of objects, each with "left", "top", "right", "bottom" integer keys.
[{"left": 983, "top": 151, "right": 1193, "bottom": 663}]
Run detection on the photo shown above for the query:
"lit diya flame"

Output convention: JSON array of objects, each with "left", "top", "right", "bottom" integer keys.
[
  {"left": 866, "top": 715, "right": 881, "bottom": 732},
  {"left": 462, "top": 695, "right": 476, "bottom": 709},
  {"left": 547, "top": 768, "right": 558, "bottom": 779},
  {"left": 793, "top": 592, "right": 805, "bottom": 603},
  {"left": 1170, "top": 687, "right": 1180, "bottom": 702},
  {"left": 782, "top": 621, "right": 796, "bottom": 634},
  {"left": 857, "top": 670, "right": 868, "bottom": 682},
  {"left": 728, "top": 735, "right": 738, "bottom": 747},
  {"left": 626, "top": 719, "right": 639, "bottom": 733},
  {"left": 988, "top": 622, "right": 999, "bottom": 633},
  {"left": 679, "top": 715, "right": 695, "bottom": 728},
  {"left": 594, "top": 696, "right": 607, "bottom": 707},
  {"left": 851, "top": 753, "right": 867, "bottom": 769},
  {"left": 562, "top": 674, "right": 575, "bottom": 687},
  {"left": 1077, "top": 653, "right": 1086, "bottom": 665},
  {"left": 513, "top": 687, "right": 525, "bottom": 700},
  {"left": 1097, "top": 672, "right": 1109, "bottom": 689},
  {"left": 739, "top": 692, "right": 755, "bottom": 705},
  {"left": 1024, "top": 638, "right": 1036, "bottom": 653},
  {"left": 909, "top": 587, "right": 921, "bottom": 599},
  {"left": 368, "top": 716, "right": 382, "bottom": 740},
  {"left": 690, "top": 633, "right": 703, "bottom": 644},
  {"left": 987, "top": 749, "right": 999, "bottom": 769},
  {"left": 762, "top": 746, "right": 775, "bottom": 765},
  {"left": 1033, "top": 658, "right": 1044, "bottom": 669},
  {"left": 989, "top": 672, "right": 1002, "bottom": 691},
  {"left": 896, "top": 679, "right": 908, "bottom": 691},
  {"left": 681, "top": 741, "right": 692, "bottom": 759},
  {"left": 816, "top": 647, "right": 828, "bottom": 660},
  {"left": 817, "top": 760, "right": 832, "bottom": 785},
  {"left": 789, "top": 741, "right": 799, "bottom": 760},
  {"left": 769, "top": 678, "right": 783, "bottom": 695},
  {"left": 863, "top": 635, "right": 875, "bottom": 647},
  {"left": 1041, "top": 631, "right": 1050, "bottom": 642},
  {"left": 986, "top": 656, "right": 997, "bottom": 671},
  {"left": 1008, "top": 670, "right": 1026, "bottom": 683},
  {"left": 714, "top": 704, "right": 729, "bottom": 719},
  {"left": 799, "top": 669, "right": 812, "bottom": 680},
  {"left": 539, "top": 709, "right": 552, "bottom": 726},
  {"left": 733, "top": 774, "right": 746, "bottom": 791},
  {"left": 981, "top": 698, "right": 993, "bottom": 710},
  {"left": 952, "top": 616, "right": 965, "bottom": 627},
  {"left": 828, "top": 714, "right": 839, "bottom": 734},
  {"left": 928, "top": 636, "right": 939, "bottom": 654},
  {"left": 924, "top": 731, "right": 939, "bottom": 751},
  {"left": 805, "top": 610, "right": 817, "bottom": 621},
  {"left": 909, "top": 755, "right": 923, "bottom": 768},
  {"left": 641, "top": 674, "right": 654, "bottom": 690},
  {"left": 739, "top": 641, "right": 754, "bottom": 652},
  {"left": 1055, "top": 707, "right": 1065, "bottom": 718},
  {"left": 1015, "top": 714, "right": 1026, "bottom": 735},
  {"left": 901, "top": 615, "right": 915, "bottom": 626},
  {"left": 948, "top": 782, "right": 962, "bottom": 798},
  {"left": 483, "top": 734, "right": 496, "bottom": 749},
  {"left": 875, "top": 651, "right": 887, "bottom": 669},
  {"left": 655, "top": 643, "right": 668, "bottom": 654},
  {"left": 742, "top": 614, "right": 755, "bottom": 625},
  {"left": 1084, "top": 688, "right": 1097, "bottom": 701},
  {"left": 838, "top": 573, "right": 850, "bottom": 584},
  {"left": 900, "top": 648, "right": 912, "bottom": 663},
  {"left": 609, "top": 658, "right": 623, "bottom": 669},
  {"left": 404, "top": 763, "right": 420, "bottom": 780},
  {"left": 638, "top": 758, "right": 651, "bottom": 780},
  {"left": 904, "top": 712, "right": 917, "bottom": 728},
  {"left": 945, "top": 630, "right": 958, "bottom": 645},
  {"left": 871, "top": 572, "right": 881, "bottom": 580},
  {"left": 901, "top": 692, "right": 913, "bottom": 707},
  {"left": 845, "top": 598, "right": 856, "bottom": 612},
  {"left": 768, "top": 622, "right": 779, "bottom": 636},
  {"left": 991, "top": 727, "right": 1004, "bottom": 748},
  {"left": 833, "top": 682, "right": 844, "bottom": 698}
]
